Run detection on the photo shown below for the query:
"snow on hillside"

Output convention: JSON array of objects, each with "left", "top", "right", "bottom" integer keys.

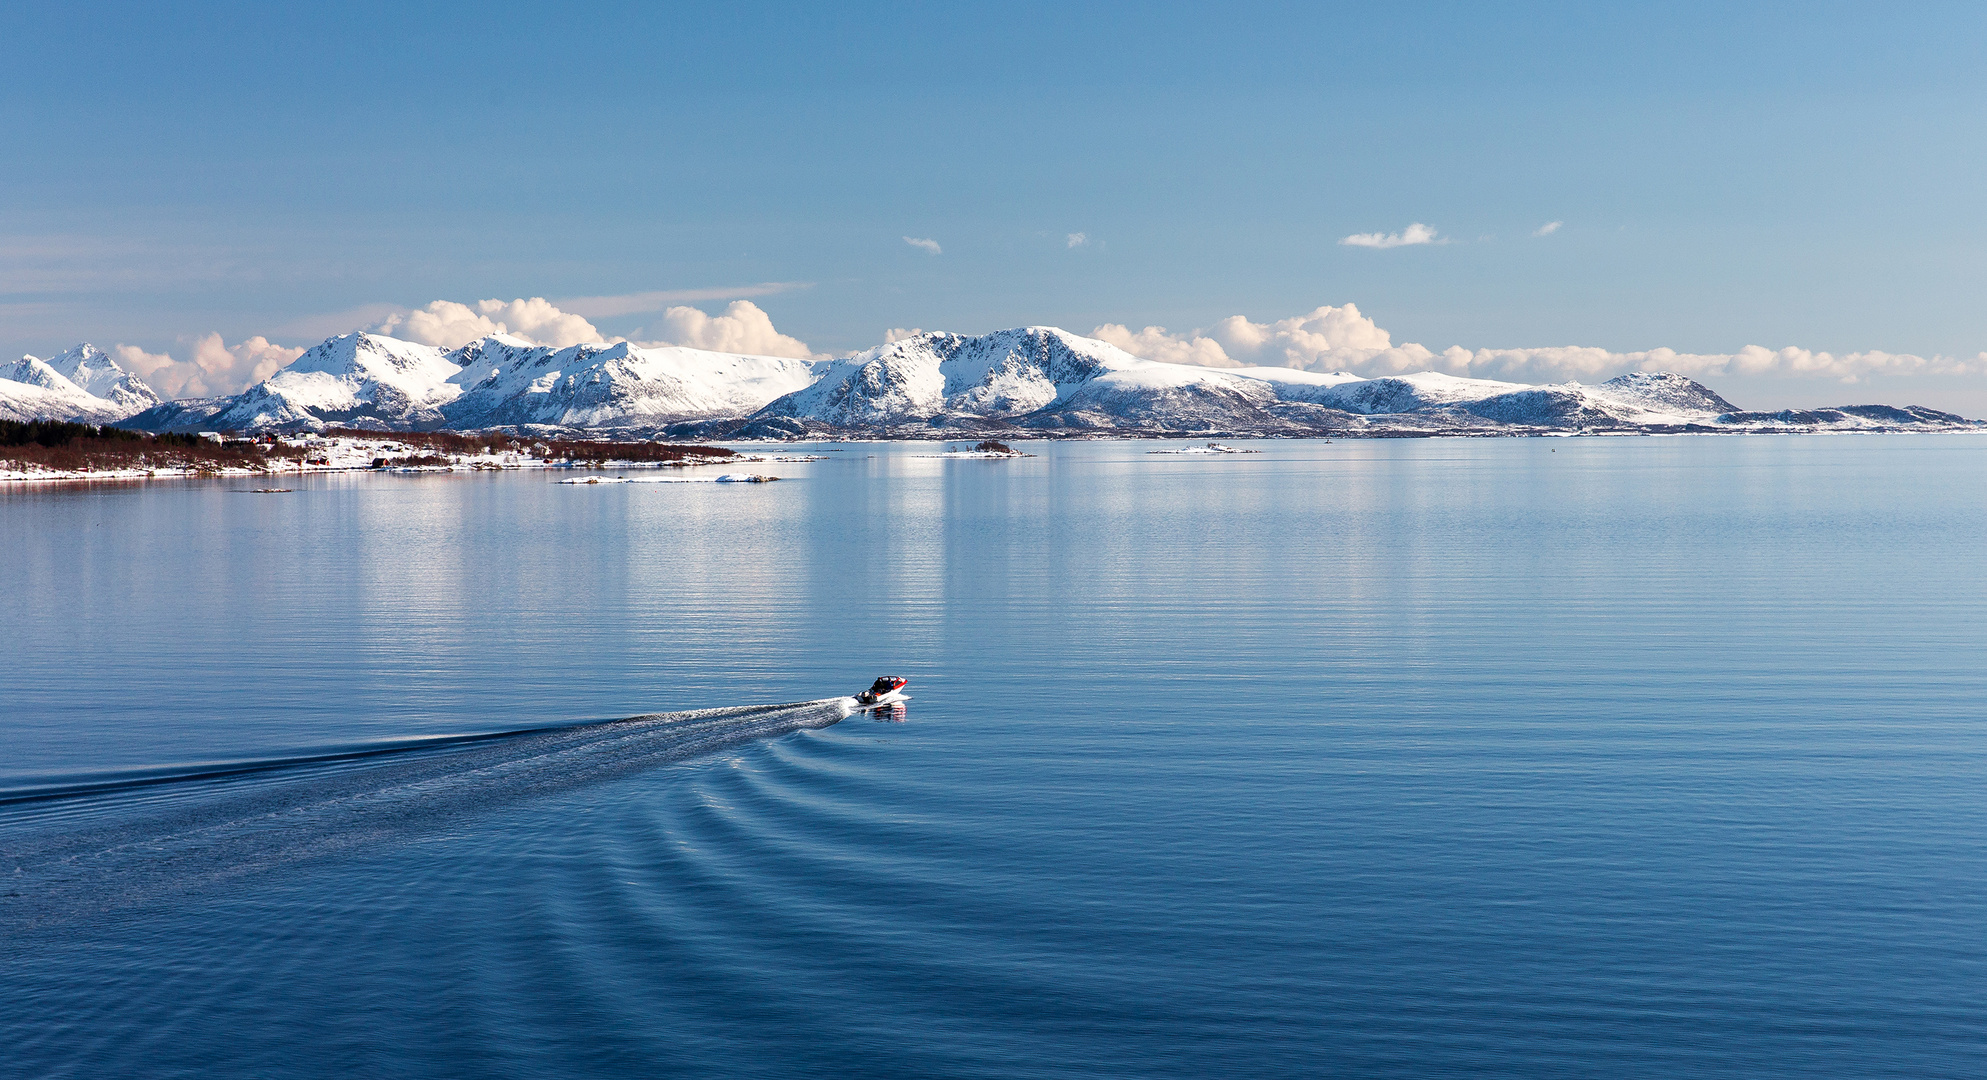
[
  {"left": 443, "top": 337, "right": 823, "bottom": 429},
  {"left": 1457, "top": 372, "right": 1744, "bottom": 428},
  {"left": 0, "top": 355, "right": 133, "bottom": 423},
  {"left": 1220, "top": 367, "right": 1366, "bottom": 403},
  {"left": 752, "top": 328, "right": 1703, "bottom": 433},
  {"left": 1591, "top": 371, "right": 1737, "bottom": 415},
  {"left": 0, "top": 345, "right": 156, "bottom": 423},
  {"left": 5, "top": 354, "right": 84, "bottom": 395},
  {"left": 755, "top": 337, "right": 959, "bottom": 425},
  {"left": 1462, "top": 385, "right": 1649, "bottom": 427},
  {"left": 127, "top": 332, "right": 825, "bottom": 434},
  {"left": 1713, "top": 404, "right": 1972, "bottom": 430},
  {"left": 754, "top": 353, "right": 942, "bottom": 426},
  {"left": 42, "top": 344, "right": 162, "bottom": 413},
  {"left": 757, "top": 326, "right": 1147, "bottom": 424},
  {"left": 120, "top": 398, "right": 230, "bottom": 433},
  {"left": 1303, "top": 371, "right": 1532, "bottom": 414},
  {"left": 74, "top": 322, "right": 1981, "bottom": 438},
  {"left": 756, "top": 326, "right": 1258, "bottom": 427},
  {"left": 1026, "top": 362, "right": 1284, "bottom": 430},
  {"left": 0, "top": 376, "right": 128, "bottom": 424},
  {"left": 206, "top": 333, "right": 461, "bottom": 431}
]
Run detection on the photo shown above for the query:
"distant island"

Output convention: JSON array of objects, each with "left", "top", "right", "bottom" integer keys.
[{"left": 4, "top": 328, "right": 1978, "bottom": 443}]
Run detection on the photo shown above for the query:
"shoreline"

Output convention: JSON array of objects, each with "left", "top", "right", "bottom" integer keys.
[
  {"left": 7, "top": 429, "right": 1980, "bottom": 486},
  {"left": 0, "top": 459, "right": 759, "bottom": 485},
  {"left": 0, "top": 428, "right": 804, "bottom": 486}
]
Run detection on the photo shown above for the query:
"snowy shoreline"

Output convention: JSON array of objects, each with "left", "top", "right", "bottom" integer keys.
[
  {"left": 0, "top": 460, "right": 765, "bottom": 485},
  {"left": 0, "top": 431, "right": 776, "bottom": 485}
]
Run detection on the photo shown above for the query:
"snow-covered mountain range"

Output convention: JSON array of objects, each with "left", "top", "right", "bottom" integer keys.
[
  {"left": 442, "top": 336, "right": 824, "bottom": 429},
  {"left": 202, "top": 333, "right": 461, "bottom": 431},
  {"left": 4, "top": 325, "right": 1978, "bottom": 437},
  {"left": 1, "top": 346, "right": 159, "bottom": 424},
  {"left": 110, "top": 333, "right": 825, "bottom": 434},
  {"left": 722, "top": 326, "right": 1971, "bottom": 437}
]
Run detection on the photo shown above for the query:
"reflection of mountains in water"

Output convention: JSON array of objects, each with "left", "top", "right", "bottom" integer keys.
[{"left": 1, "top": 699, "right": 852, "bottom": 929}]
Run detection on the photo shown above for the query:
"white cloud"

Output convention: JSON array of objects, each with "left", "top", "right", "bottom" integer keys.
[
  {"left": 62, "top": 297, "right": 1987, "bottom": 408},
  {"left": 1430, "top": 344, "right": 1987, "bottom": 383},
  {"left": 904, "top": 236, "right": 942, "bottom": 255},
  {"left": 108, "top": 344, "right": 177, "bottom": 385},
  {"left": 356, "top": 296, "right": 820, "bottom": 360},
  {"left": 370, "top": 298, "right": 602, "bottom": 350},
  {"left": 86, "top": 294, "right": 821, "bottom": 400},
  {"left": 276, "top": 286, "right": 812, "bottom": 342},
  {"left": 1067, "top": 232, "right": 1088, "bottom": 248},
  {"left": 1096, "top": 303, "right": 1987, "bottom": 384},
  {"left": 1395, "top": 344, "right": 1983, "bottom": 383},
  {"left": 1533, "top": 221, "right": 1563, "bottom": 237},
  {"left": 273, "top": 302, "right": 407, "bottom": 342},
  {"left": 556, "top": 283, "right": 810, "bottom": 319},
  {"left": 1091, "top": 323, "right": 1239, "bottom": 367},
  {"left": 883, "top": 328, "right": 926, "bottom": 343},
  {"left": 190, "top": 335, "right": 304, "bottom": 396},
  {"left": 1339, "top": 223, "right": 1442, "bottom": 249},
  {"left": 111, "top": 334, "right": 307, "bottom": 398},
  {"left": 639, "top": 300, "right": 822, "bottom": 360},
  {"left": 1093, "top": 303, "right": 1409, "bottom": 371}
]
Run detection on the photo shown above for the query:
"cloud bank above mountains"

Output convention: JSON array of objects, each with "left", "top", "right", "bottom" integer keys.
[
  {"left": 365, "top": 298, "right": 819, "bottom": 359},
  {"left": 112, "top": 335, "right": 305, "bottom": 398},
  {"left": 100, "top": 297, "right": 821, "bottom": 397},
  {"left": 371, "top": 298, "right": 602, "bottom": 350},
  {"left": 1091, "top": 304, "right": 1987, "bottom": 384},
  {"left": 64, "top": 296, "right": 1987, "bottom": 400}
]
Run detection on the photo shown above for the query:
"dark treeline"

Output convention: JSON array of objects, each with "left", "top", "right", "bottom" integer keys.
[
  {"left": 323, "top": 428, "right": 517, "bottom": 454},
  {"left": 4, "top": 422, "right": 740, "bottom": 473},
  {"left": 542, "top": 439, "right": 736, "bottom": 463},
  {"left": 319, "top": 428, "right": 736, "bottom": 463},
  {"left": 1, "top": 421, "right": 297, "bottom": 472},
  {"left": 1, "top": 420, "right": 146, "bottom": 447}
]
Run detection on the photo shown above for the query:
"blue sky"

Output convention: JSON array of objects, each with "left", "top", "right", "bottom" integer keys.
[{"left": 5, "top": 1, "right": 1987, "bottom": 408}]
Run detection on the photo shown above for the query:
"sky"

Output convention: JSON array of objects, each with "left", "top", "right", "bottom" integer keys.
[{"left": 5, "top": 1, "right": 1987, "bottom": 410}]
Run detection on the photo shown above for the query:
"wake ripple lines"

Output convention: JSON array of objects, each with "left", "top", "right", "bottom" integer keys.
[{"left": 0, "top": 699, "right": 852, "bottom": 930}]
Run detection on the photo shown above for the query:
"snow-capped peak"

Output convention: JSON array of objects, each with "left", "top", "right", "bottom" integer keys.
[
  {"left": 199, "top": 333, "right": 463, "bottom": 432},
  {"left": 1592, "top": 371, "right": 1737, "bottom": 415},
  {"left": 61, "top": 323, "right": 1961, "bottom": 439},
  {"left": 437, "top": 334, "right": 826, "bottom": 429},
  {"left": 41, "top": 343, "right": 162, "bottom": 412},
  {"left": 0, "top": 354, "right": 134, "bottom": 425},
  {"left": 758, "top": 325, "right": 1166, "bottom": 425},
  {"left": 5, "top": 354, "right": 87, "bottom": 396},
  {"left": 281, "top": 333, "right": 460, "bottom": 395}
]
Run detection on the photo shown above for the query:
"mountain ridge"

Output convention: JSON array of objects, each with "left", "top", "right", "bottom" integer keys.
[
  {"left": 7, "top": 325, "right": 1979, "bottom": 438},
  {"left": 42, "top": 344, "right": 163, "bottom": 413}
]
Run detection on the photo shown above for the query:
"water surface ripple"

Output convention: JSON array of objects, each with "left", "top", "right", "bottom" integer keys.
[{"left": 4, "top": 437, "right": 1985, "bottom": 1078}]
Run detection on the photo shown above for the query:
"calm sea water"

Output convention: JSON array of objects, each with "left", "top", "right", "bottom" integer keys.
[{"left": 4, "top": 436, "right": 1985, "bottom": 1078}]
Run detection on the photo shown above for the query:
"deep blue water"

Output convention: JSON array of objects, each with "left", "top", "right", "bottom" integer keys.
[{"left": 4, "top": 436, "right": 1986, "bottom": 1078}]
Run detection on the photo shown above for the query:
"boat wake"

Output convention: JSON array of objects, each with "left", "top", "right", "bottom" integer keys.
[{"left": 0, "top": 698, "right": 852, "bottom": 929}]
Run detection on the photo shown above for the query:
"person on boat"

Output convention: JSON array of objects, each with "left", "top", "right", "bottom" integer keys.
[{"left": 855, "top": 676, "right": 907, "bottom": 705}]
